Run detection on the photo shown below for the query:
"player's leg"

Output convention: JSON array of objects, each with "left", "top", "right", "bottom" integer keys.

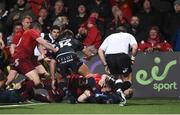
[
  {"left": 121, "top": 72, "right": 132, "bottom": 92},
  {"left": 19, "top": 69, "right": 41, "bottom": 101},
  {"left": 35, "top": 62, "right": 49, "bottom": 80},
  {"left": 15, "top": 58, "right": 41, "bottom": 100},
  {"left": 25, "top": 70, "right": 41, "bottom": 86},
  {"left": 5, "top": 69, "right": 18, "bottom": 86}
]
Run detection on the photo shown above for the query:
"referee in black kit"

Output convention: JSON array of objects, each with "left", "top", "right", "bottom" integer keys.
[{"left": 98, "top": 26, "right": 138, "bottom": 106}]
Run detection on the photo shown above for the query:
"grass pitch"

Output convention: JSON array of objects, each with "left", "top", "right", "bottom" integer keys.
[{"left": 0, "top": 99, "right": 180, "bottom": 114}]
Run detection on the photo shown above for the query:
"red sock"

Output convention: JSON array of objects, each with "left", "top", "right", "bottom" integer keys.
[{"left": 20, "top": 80, "right": 35, "bottom": 100}]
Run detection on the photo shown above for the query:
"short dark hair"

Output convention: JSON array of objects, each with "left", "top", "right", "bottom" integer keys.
[
  {"left": 116, "top": 26, "right": 127, "bottom": 32},
  {"left": 50, "top": 25, "right": 60, "bottom": 31},
  {"left": 30, "top": 22, "right": 42, "bottom": 31},
  {"left": 60, "top": 29, "right": 74, "bottom": 39},
  {"left": 13, "top": 22, "right": 22, "bottom": 31}
]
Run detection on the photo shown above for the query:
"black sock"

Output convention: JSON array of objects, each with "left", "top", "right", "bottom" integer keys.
[
  {"left": 20, "top": 80, "right": 35, "bottom": 100},
  {"left": 24, "top": 80, "right": 35, "bottom": 91},
  {"left": 122, "top": 81, "right": 132, "bottom": 91}
]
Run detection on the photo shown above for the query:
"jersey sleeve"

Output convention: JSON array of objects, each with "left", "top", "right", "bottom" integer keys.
[
  {"left": 99, "top": 36, "right": 109, "bottom": 51},
  {"left": 73, "top": 39, "right": 84, "bottom": 51},
  {"left": 129, "top": 34, "right": 137, "bottom": 46}
]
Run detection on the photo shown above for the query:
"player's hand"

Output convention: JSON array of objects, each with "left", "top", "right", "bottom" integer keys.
[
  {"left": 13, "top": 13, "right": 20, "bottom": 20},
  {"left": 44, "top": 57, "right": 51, "bottom": 62},
  {"left": 104, "top": 65, "right": 110, "bottom": 74},
  {"left": 98, "top": 77, "right": 106, "bottom": 87},
  {"left": 51, "top": 79, "right": 56, "bottom": 90},
  {"left": 37, "top": 54, "right": 46, "bottom": 61}
]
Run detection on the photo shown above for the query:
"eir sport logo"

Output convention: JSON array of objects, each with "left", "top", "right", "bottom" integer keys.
[{"left": 136, "top": 57, "right": 178, "bottom": 92}]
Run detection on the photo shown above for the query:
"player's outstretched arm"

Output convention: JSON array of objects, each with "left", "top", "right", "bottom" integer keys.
[{"left": 36, "top": 37, "right": 58, "bottom": 53}]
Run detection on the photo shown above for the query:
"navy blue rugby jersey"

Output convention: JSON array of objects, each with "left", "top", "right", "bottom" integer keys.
[{"left": 52, "top": 37, "right": 84, "bottom": 58}]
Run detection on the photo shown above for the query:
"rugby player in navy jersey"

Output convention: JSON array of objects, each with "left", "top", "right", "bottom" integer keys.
[
  {"left": 70, "top": 73, "right": 133, "bottom": 104},
  {"left": 50, "top": 29, "right": 99, "bottom": 103}
]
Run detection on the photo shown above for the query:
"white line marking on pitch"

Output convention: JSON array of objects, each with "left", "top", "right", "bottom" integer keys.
[{"left": 0, "top": 103, "right": 48, "bottom": 108}]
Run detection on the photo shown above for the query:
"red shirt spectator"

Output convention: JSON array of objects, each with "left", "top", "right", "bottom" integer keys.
[
  {"left": 28, "top": 0, "right": 44, "bottom": 17},
  {"left": 138, "top": 26, "right": 173, "bottom": 52},
  {"left": 159, "top": 40, "right": 173, "bottom": 52},
  {"left": 83, "top": 17, "right": 102, "bottom": 49}
]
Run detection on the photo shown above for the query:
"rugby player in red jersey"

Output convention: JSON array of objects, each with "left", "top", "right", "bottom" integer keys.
[
  {"left": 5, "top": 16, "right": 49, "bottom": 86},
  {"left": 10, "top": 22, "right": 58, "bottom": 99},
  {"left": 5, "top": 16, "right": 32, "bottom": 86}
]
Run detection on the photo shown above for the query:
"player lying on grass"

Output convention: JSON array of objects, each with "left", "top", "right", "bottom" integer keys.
[{"left": 67, "top": 73, "right": 133, "bottom": 105}]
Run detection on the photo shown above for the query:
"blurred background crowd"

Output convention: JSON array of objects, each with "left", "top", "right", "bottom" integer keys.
[{"left": 0, "top": 0, "right": 179, "bottom": 52}]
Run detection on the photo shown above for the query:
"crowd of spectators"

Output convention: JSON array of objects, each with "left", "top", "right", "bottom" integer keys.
[{"left": 0, "top": 0, "right": 179, "bottom": 52}]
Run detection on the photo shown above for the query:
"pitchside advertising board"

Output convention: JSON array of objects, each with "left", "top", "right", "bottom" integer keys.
[
  {"left": 81, "top": 52, "right": 180, "bottom": 98},
  {"left": 132, "top": 52, "right": 180, "bottom": 98}
]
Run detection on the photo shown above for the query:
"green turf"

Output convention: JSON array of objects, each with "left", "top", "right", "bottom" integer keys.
[{"left": 0, "top": 99, "right": 180, "bottom": 114}]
